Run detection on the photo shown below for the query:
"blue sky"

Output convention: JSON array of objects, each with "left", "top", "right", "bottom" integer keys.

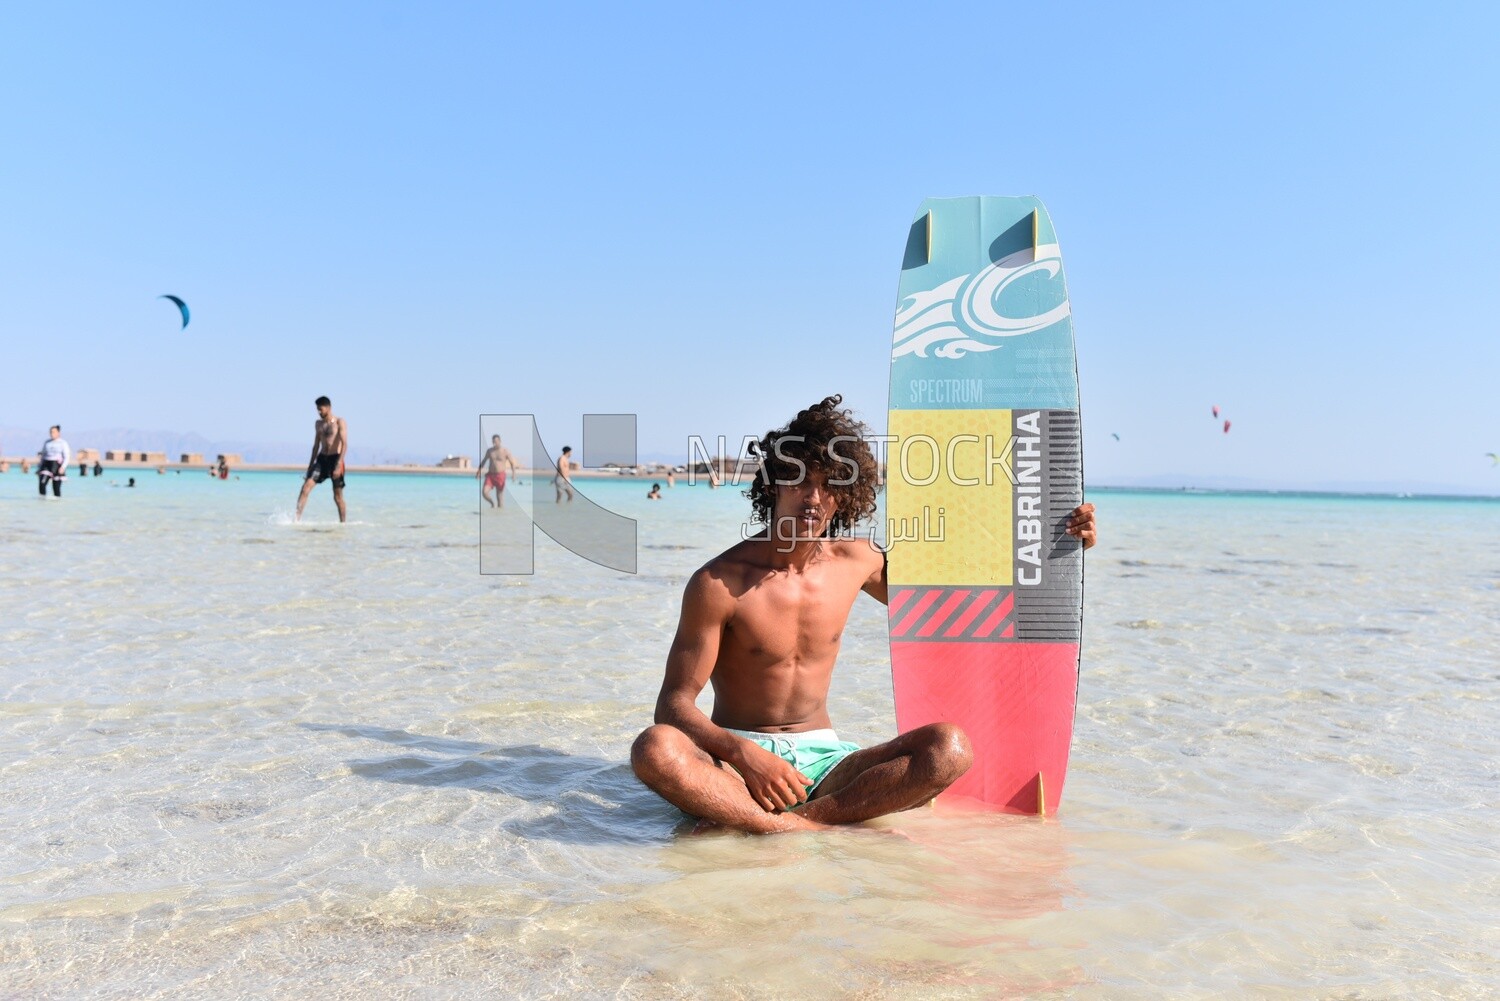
[{"left": 3, "top": 2, "right": 1497, "bottom": 491}]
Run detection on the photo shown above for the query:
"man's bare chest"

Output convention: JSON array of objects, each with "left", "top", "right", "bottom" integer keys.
[{"left": 725, "top": 570, "right": 862, "bottom": 658}]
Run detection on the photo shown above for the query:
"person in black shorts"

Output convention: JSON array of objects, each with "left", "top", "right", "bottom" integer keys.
[
  {"left": 295, "top": 396, "right": 348, "bottom": 523},
  {"left": 37, "top": 425, "right": 70, "bottom": 498}
]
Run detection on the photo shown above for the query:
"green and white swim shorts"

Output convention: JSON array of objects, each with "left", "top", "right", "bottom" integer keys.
[{"left": 724, "top": 727, "right": 862, "bottom": 795}]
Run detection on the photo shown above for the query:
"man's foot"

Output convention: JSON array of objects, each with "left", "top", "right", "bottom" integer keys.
[
  {"left": 752, "top": 811, "right": 835, "bottom": 834},
  {"left": 690, "top": 813, "right": 832, "bottom": 835},
  {"left": 781, "top": 814, "right": 835, "bottom": 833}
]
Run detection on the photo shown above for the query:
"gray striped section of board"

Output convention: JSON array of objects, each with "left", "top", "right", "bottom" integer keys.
[{"left": 1015, "top": 409, "right": 1082, "bottom": 642}]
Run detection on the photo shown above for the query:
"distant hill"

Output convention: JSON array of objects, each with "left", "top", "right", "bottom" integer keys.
[
  {"left": 0, "top": 426, "right": 431, "bottom": 466},
  {"left": 3, "top": 428, "right": 1490, "bottom": 495},
  {"left": 1089, "top": 472, "right": 1495, "bottom": 498},
  {"left": 1, "top": 428, "right": 705, "bottom": 468}
]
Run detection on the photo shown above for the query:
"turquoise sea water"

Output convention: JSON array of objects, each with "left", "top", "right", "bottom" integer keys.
[{"left": 2, "top": 468, "right": 1498, "bottom": 998}]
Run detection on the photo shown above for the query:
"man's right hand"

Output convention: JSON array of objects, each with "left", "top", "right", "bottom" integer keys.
[{"left": 732, "top": 741, "right": 812, "bottom": 812}]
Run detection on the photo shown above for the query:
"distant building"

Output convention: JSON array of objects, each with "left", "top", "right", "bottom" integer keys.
[
  {"left": 108, "top": 450, "right": 170, "bottom": 464},
  {"left": 181, "top": 452, "right": 204, "bottom": 465},
  {"left": 437, "top": 455, "right": 471, "bottom": 469},
  {"left": 215, "top": 453, "right": 243, "bottom": 465},
  {"left": 75, "top": 448, "right": 100, "bottom": 463}
]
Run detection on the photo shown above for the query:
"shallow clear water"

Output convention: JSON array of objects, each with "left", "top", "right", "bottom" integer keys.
[{"left": 2, "top": 469, "right": 1497, "bottom": 998}]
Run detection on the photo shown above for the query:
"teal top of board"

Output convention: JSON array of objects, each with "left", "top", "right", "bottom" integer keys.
[{"left": 891, "top": 196, "right": 1077, "bottom": 411}]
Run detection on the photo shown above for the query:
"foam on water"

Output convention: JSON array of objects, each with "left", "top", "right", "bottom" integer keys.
[{"left": 1, "top": 469, "right": 1498, "bottom": 998}]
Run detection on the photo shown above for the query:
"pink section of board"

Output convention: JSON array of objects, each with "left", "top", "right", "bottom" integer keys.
[{"left": 890, "top": 640, "right": 1079, "bottom": 815}]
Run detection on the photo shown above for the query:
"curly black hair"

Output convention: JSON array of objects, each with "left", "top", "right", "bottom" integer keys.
[{"left": 746, "top": 395, "right": 880, "bottom": 534}]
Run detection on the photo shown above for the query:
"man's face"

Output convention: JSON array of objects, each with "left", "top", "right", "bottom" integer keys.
[
  {"left": 49, "top": 428, "right": 60, "bottom": 440},
  {"left": 772, "top": 467, "right": 838, "bottom": 539},
  {"left": 492, "top": 436, "right": 500, "bottom": 446},
  {"left": 317, "top": 404, "right": 331, "bottom": 419}
]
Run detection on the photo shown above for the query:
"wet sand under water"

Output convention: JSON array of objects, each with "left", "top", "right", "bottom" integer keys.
[{"left": 1, "top": 471, "right": 1497, "bottom": 998}]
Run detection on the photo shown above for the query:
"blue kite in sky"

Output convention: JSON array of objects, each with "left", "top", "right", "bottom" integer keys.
[{"left": 159, "top": 294, "right": 189, "bottom": 329}]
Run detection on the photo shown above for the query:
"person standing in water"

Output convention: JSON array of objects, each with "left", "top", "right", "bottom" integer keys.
[
  {"left": 477, "top": 434, "right": 520, "bottom": 509},
  {"left": 37, "top": 426, "right": 70, "bottom": 498},
  {"left": 554, "top": 446, "right": 575, "bottom": 504},
  {"left": 295, "top": 396, "right": 348, "bottom": 523}
]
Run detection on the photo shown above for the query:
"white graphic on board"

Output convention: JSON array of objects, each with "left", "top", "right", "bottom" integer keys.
[{"left": 893, "top": 245, "right": 1071, "bottom": 360}]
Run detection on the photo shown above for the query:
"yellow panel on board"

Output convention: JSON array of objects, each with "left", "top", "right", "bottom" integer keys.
[{"left": 887, "top": 409, "right": 1013, "bottom": 586}]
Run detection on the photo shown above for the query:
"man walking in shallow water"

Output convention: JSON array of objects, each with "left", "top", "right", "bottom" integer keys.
[
  {"left": 295, "top": 396, "right": 348, "bottom": 523},
  {"left": 631, "top": 396, "right": 1097, "bottom": 834},
  {"left": 477, "top": 434, "right": 519, "bottom": 509}
]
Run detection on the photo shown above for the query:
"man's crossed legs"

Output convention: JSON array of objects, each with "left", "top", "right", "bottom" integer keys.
[{"left": 631, "top": 722, "right": 973, "bottom": 834}]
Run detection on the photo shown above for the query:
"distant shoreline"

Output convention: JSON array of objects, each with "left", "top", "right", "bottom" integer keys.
[
  {"left": 0, "top": 459, "right": 687, "bottom": 480},
  {"left": 3, "top": 459, "right": 1494, "bottom": 500}
]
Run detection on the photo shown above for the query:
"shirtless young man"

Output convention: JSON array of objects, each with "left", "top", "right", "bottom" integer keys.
[
  {"left": 295, "top": 396, "right": 348, "bottom": 523},
  {"left": 631, "top": 396, "right": 1097, "bottom": 834},
  {"left": 477, "top": 434, "right": 519, "bottom": 509},
  {"left": 554, "top": 445, "right": 575, "bottom": 504}
]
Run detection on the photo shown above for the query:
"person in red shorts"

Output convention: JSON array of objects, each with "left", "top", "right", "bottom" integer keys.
[{"left": 477, "top": 434, "right": 520, "bottom": 509}]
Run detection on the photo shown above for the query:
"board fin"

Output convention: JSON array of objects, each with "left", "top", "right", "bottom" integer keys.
[
  {"left": 1030, "top": 209, "right": 1039, "bottom": 258},
  {"left": 1035, "top": 772, "right": 1046, "bottom": 817},
  {"left": 902, "top": 212, "right": 933, "bottom": 269}
]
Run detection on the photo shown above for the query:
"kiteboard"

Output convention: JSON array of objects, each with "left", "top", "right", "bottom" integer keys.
[{"left": 886, "top": 196, "right": 1083, "bottom": 815}]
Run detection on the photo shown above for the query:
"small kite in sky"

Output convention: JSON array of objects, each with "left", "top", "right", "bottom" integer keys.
[
  {"left": 1111, "top": 433, "right": 1120, "bottom": 441},
  {"left": 1223, "top": 420, "right": 1232, "bottom": 434},
  {"left": 1488, "top": 452, "right": 1499, "bottom": 465},
  {"left": 1212, "top": 404, "right": 1220, "bottom": 418},
  {"left": 159, "top": 294, "right": 190, "bottom": 329}
]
